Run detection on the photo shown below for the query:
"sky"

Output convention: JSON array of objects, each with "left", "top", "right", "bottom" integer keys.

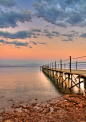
[{"left": 0, "top": 0, "right": 86, "bottom": 65}]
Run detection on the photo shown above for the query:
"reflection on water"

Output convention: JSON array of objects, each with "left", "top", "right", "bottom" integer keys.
[{"left": 0, "top": 67, "right": 61, "bottom": 112}]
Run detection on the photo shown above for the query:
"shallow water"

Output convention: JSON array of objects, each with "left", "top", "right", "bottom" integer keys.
[{"left": 0, "top": 67, "right": 61, "bottom": 112}]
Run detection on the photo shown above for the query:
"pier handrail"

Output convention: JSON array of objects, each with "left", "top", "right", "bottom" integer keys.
[
  {"left": 41, "top": 56, "right": 86, "bottom": 96},
  {"left": 42, "top": 56, "right": 86, "bottom": 71}
]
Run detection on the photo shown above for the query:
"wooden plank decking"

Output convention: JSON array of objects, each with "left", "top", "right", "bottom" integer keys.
[{"left": 47, "top": 68, "right": 86, "bottom": 78}]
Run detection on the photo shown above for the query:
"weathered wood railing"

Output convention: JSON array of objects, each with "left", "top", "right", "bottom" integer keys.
[{"left": 41, "top": 56, "right": 86, "bottom": 96}]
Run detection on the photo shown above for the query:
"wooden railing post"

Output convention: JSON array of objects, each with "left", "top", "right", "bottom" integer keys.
[
  {"left": 64, "top": 63, "right": 65, "bottom": 69},
  {"left": 70, "top": 56, "right": 71, "bottom": 72},
  {"left": 55, "top": 61, "right": 56, "bottom": 70},
  {"left": 76, "top": 61, "right": 77, "bottom": 70},
  {"left": 60, "top": 59, "right": 62, "bottom": 70},
  {"left": 58, "top": 64, "right": 59, "bottom": 69},
  {"left": 48, "top": 64, "right": 49, "bottom": 68},
  {"left": 50, "top": 63, "right": 51, "bottom": 69},
  {"left": 52, "top": 62, "right": 53, "bottom": 69}
]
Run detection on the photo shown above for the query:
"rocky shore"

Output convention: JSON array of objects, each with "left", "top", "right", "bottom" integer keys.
[{"left": 0, "top": 94, "right": 86, "bottom": 122}]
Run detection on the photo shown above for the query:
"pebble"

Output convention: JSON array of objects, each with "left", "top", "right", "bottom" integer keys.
[{"left": 1, "top": 94, "right": 86, "bottom": 122}]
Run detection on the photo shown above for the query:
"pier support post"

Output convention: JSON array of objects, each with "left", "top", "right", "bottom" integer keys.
[
  {"left": 79, "top": 77, "right": 80, "bottom": 93},
  {"left": 60, "top": 73, "right": 64, "bottom": 93},
  {"left": 65, "top": 74, "right": 70, "bottom": 93},
  {"left": 50, "top": 63, "right": 51, "bottom": 78},
  {"left": 55, "top": 71, "right": 58, "bottom": 85},
  {"left": 57, "top": 72, "right": 59, "bottom": 86},
  {"left": 84, "top": 78, "right": 86, "bottom": 96},
  {"left": 47, "top": 64, "right": 49, "bottom": 76},
  {"left": 67, "top": 74, "right": 70, "bottom": 87},
  {"left": 52, "top": 70, "right": 54, "bottom": 81},
  {"left": 59, "top": 72, "right": 62, "bottom": 89},
  {"left": 70, "top": 74, "right": 73, "bottom": 92},
  {"left": 57, "top": 72, "right": 59, "bottom": 87}
]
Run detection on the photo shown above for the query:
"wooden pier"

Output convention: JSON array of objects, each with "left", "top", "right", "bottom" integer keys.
[{"left": 41, "top": 56, "right": 86, "bottom": 96}]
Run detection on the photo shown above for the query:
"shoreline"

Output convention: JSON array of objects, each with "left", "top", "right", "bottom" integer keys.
[{"left": 0, "top": 94, "right": 86, "bottom": 122}]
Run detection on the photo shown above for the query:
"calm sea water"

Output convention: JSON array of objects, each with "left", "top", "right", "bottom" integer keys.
[{"left": 0, "top": 67, "right": 61, "bottom": 112}]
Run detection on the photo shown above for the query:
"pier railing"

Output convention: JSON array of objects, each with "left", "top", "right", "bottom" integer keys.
[
  {"left": 42, "top": 56, "right": 86, "bottom": 71},
  {"left": 41, "top": 56, "right": 86, "bottom": 96}
]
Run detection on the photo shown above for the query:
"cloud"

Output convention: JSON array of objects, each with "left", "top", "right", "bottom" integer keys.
[
  {"left": 56, "top": 22, "right": 67, "bottom": 27},
  {"left": 62, "top": 31, "right": 79, "bottom": 37},
  {"left": 33, "top": 2, "right": 67, "bottom": 27},
  {"left": 38, "top": 42, "right": 47, "bottom": 45},
  {"left": 52, "top": 31, "right": 60, "bottom": 35},
  {"left": 15, "top": 46, "right": 20, "bottom": 49},
  {"left": 43, "top": 29, "right": 55, "bottom": 38},
  {"left": 33, "top": 0, "right": 86, "bottom": 27},
  {"left": 0, "top": 0, "right": 16, "bottom": 7},
  {"left": 80, "top": 33, "right": 86, "bottom": 38},
  {"left": 0, "top": 39, "right": 4, "bottom": 42},
  {"left": 65, "top": 0, "right": 79, "bottom": 5},
  {"left": 30, "top": 41, "right": 37, "bottom": 45},
  {"left": 0, "top": 39, "right": 32, "bottom": 48},
  {"left": 68, "top": 38, "right": 73, "bottom": 41},
  {"left": 33, "top": 35, "right": 37, "bottom": 38},
  {"left": 70, "top": 30, "right": 79, "bottom": 34},
  {"left": 46, "top": 33, "right": 54, "bottom": 37},
  {"left": 0, "top": 10, "right": 32, "bottom": 28},
  {"left": 62, "top": 33, "right": 75, "bottom": 37},
  {"left": 0, "top": 39, "right": 47, "bottom": 49},
  {"left": 5, "top": 40, "right": 29, "bottom": 47},
  {"left": 0, "top": 30, "right": 36, "bottom": 39},
  {"left": 43, "top": 29, "right": 50, "bottom": 33},
  {"left": 30, "top": 41, "right": 47, "bottom": 45},
  {"left": 62, "top": 38, "right": 73, "bottom": 42},
  {"left": 31, "top": 28, "right": 41, "bottom": 32},
  {"left": 62, "top": 39, "right": 68, "bottom": 42},
  {"left": 66, "top": 13, "right": 84, "bottom": 25},
  {"left": 43, "top": 29, "right": 60, "bottom": 38},
  {"left": 71, "top": 30, "right": 76, "bottom": 32},
  {"left": 49, "top": 36, "right": 53, "bottom": 38},
  {"left": 37, "top": 33, "right": 40, "bottom": 36},
  {"left": 29, "top": 46, "right": 32, "bottom": 48}
]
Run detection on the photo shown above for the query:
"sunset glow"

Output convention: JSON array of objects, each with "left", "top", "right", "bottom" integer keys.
[{"left": 0, "top": 0, "right": 86, "bottom": 65}]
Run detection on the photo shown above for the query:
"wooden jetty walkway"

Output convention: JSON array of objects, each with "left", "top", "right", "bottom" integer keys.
[{"left": 41, "top": 56, "right": 86, "bottom": 96}]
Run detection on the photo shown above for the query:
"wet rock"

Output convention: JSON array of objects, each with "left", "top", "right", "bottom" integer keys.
[
  {"left": 49, "top": 102, "right": 55, "bottom": 106},
  {"left": 0, "top": 94, "right": 86, "bottom": 122},
  {"left": 31, "top": 103, "right": 37, "bottom": 106},
  {"left": 43, "top": 107, "right": 50, "bottom": 114},
  {"left": 64, "top": 100, "right": 67, "bottom": 102},
  {"left": 53, "top": 107, "right": 58, "bottom": 112},
  {"left": 78, "top": 103, "right": 83, "bottom": 108},
  {"left": 14, "top": 109, "right": 18, "bottom": 113},
  {"left": 22, "top": 106, "right": 29, "bottom": 109},
  {"left": 4, "top": 120, "right": 13, "bottom": 122}
]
